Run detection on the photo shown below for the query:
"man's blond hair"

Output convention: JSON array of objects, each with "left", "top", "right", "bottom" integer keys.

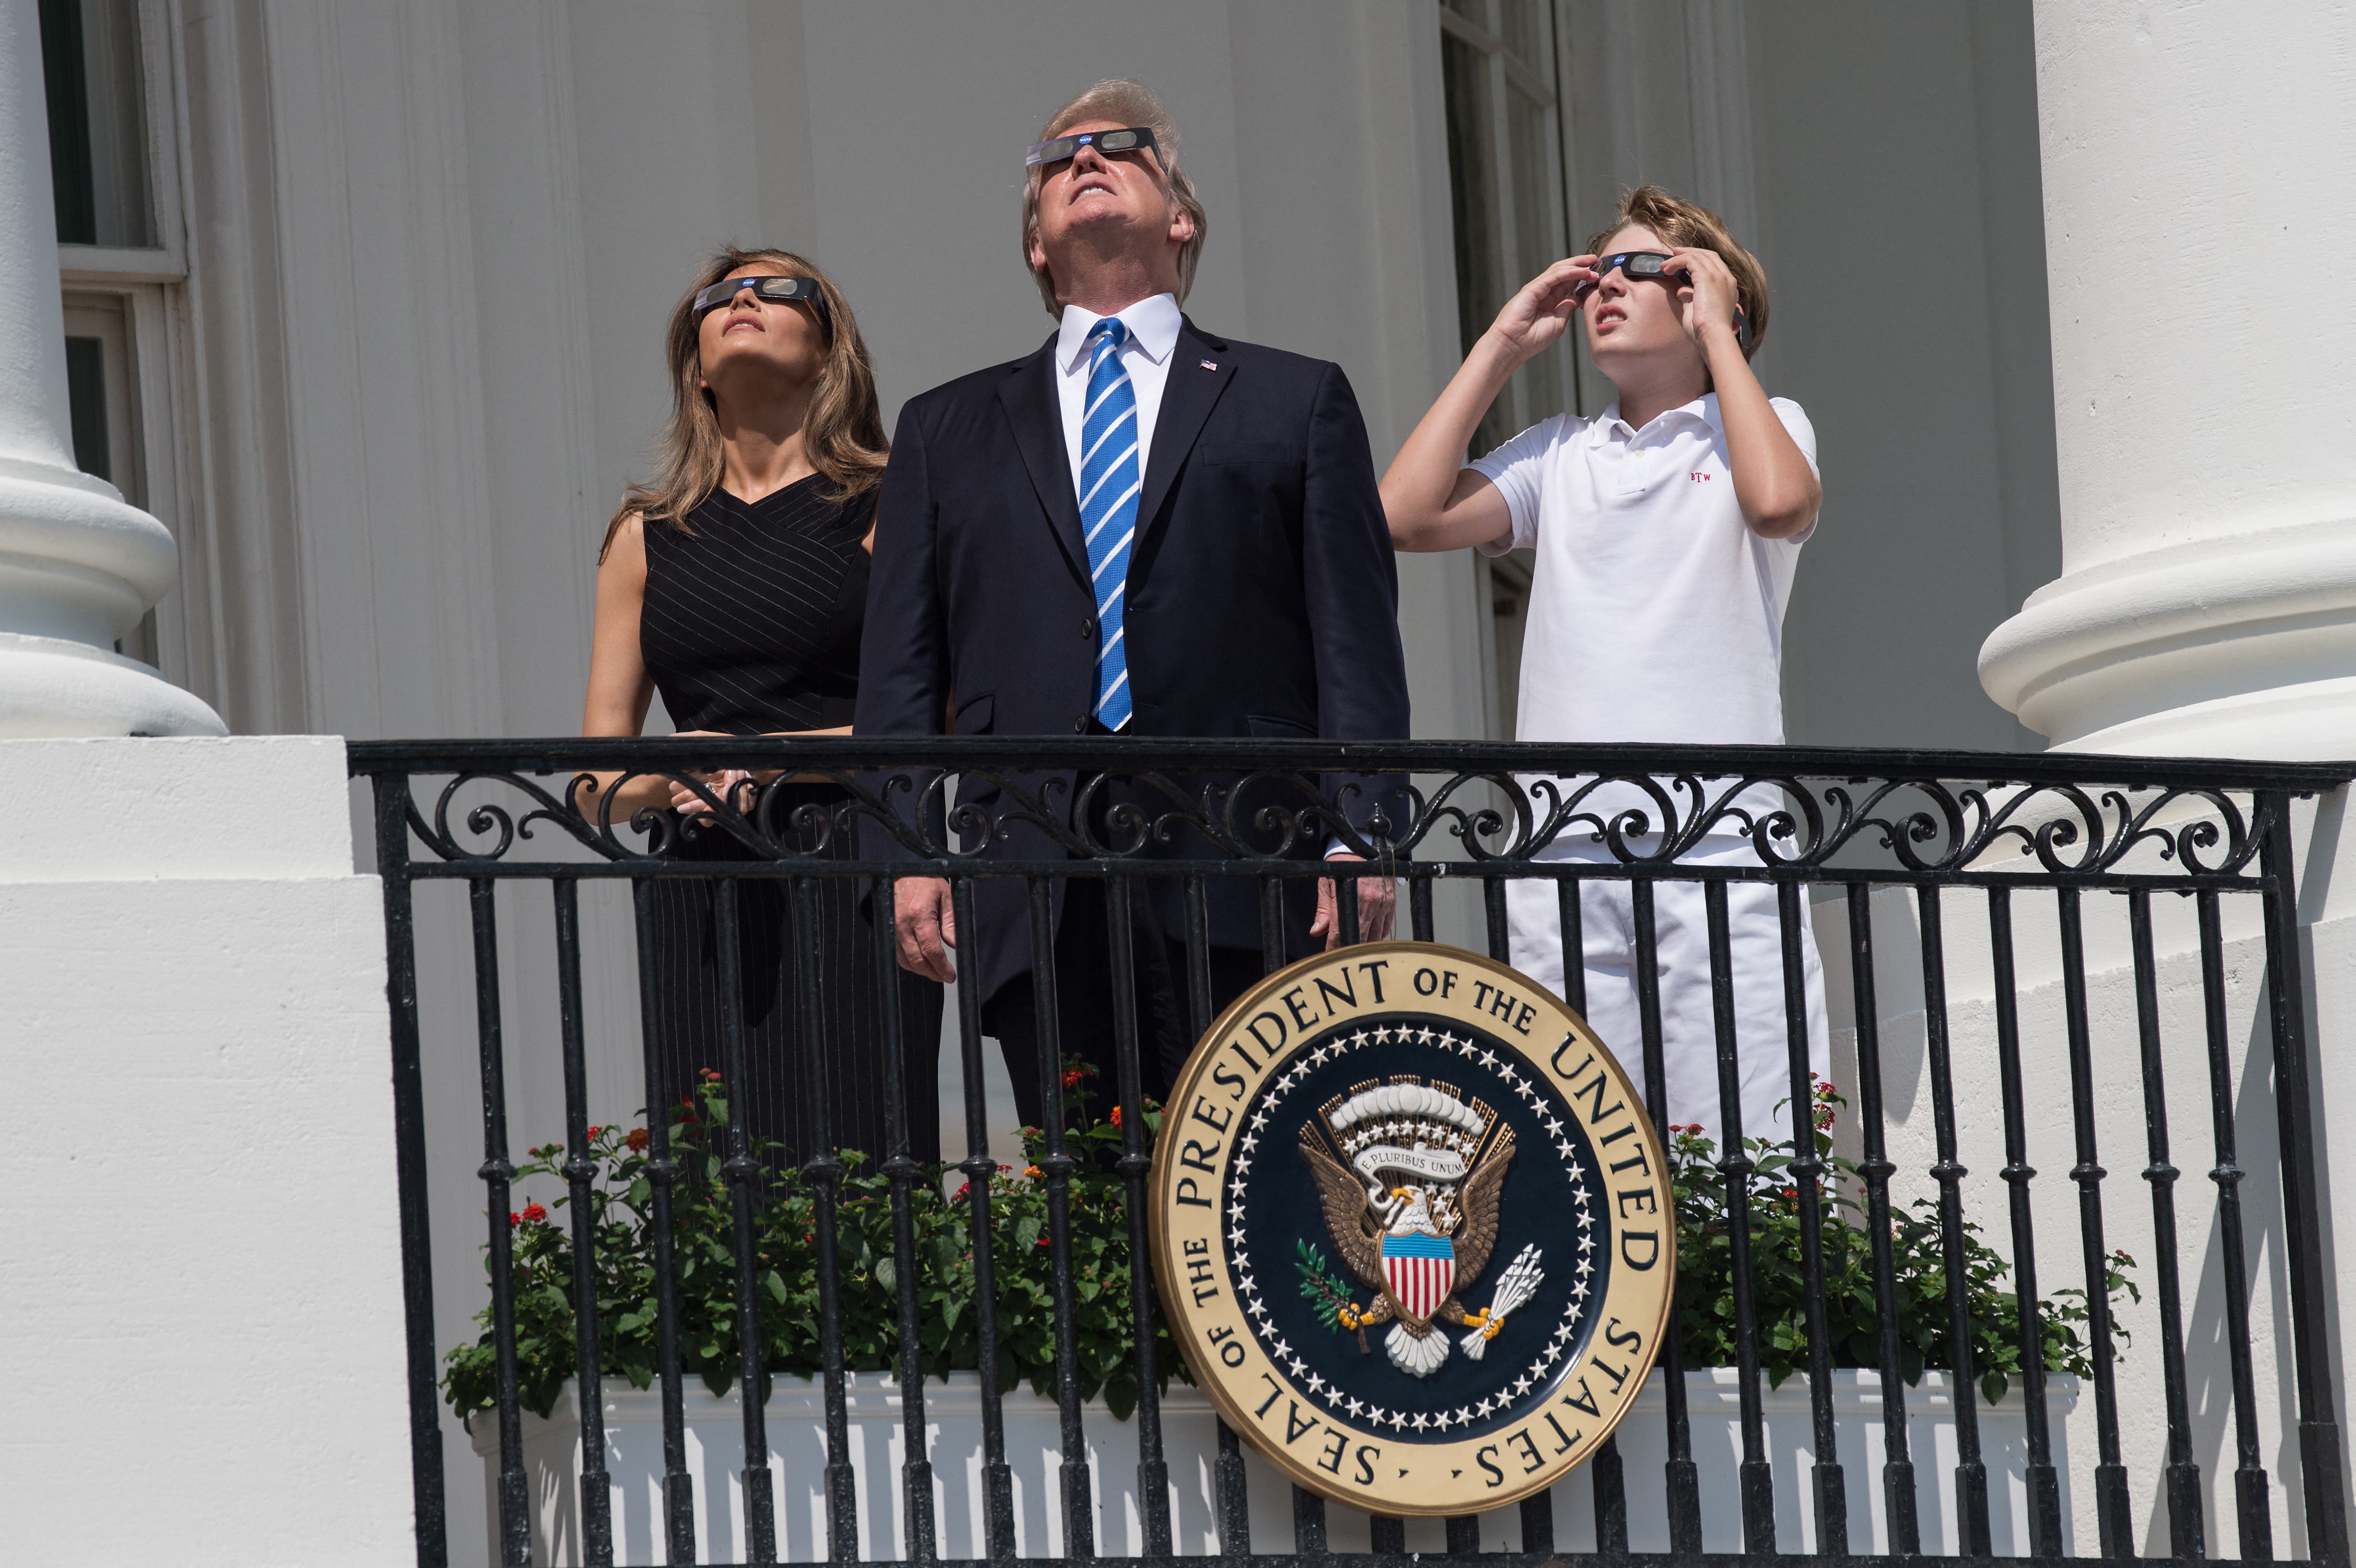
[
  {"left": 1586, "top": 185, "right": 1770, "bottom": 359},
  {"left": 1021, "top": 79, "right": 1208, "bottom": 317}
]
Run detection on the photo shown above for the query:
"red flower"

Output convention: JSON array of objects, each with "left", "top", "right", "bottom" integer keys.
[
  {"left": 1037, "top": 1236, "right": 1051, "bottom": 1247},
  {"left": 625, "top": 1128, "right": 651, "bottom": 1153},
  {"left": 953, "top": 1182, "right": 972, "bottom": 1202},
  {"left": 586, "top": 1125, "right": 604, "bottom": 1142},
  {"left": 699, "top": 1067, "right": 722, "bottom": 1082},
  {"left": 1109, "top": 1106, "right": 1123, "bottom": 1128},
  {"left": 1062, "top": 1068, "right": 1087, "bottom": 1088},
  {"left": 520, "top": 1201, "right": 548, "bottom": 1223},
  {"left": 508, "top": 1210, "right": 521, "bottom": 1226}
]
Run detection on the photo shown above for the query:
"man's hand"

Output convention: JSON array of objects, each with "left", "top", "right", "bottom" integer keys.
[
  {"left": 895, "top": 876, "right": 958, "bottom": 982},
  {"left": 1482, "top": 256, "right": 1595, "bottom": 366},
  {"left": 1312, "top": 853, "right": 1397, "bottom": 949},
  {"left": 1663, "top": 247, "right": 1744, "bottom": 352}
]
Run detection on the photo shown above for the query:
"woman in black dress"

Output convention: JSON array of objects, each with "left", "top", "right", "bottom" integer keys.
[{"left": 578, "top": 246, "right": 940, "bottom": 1166}]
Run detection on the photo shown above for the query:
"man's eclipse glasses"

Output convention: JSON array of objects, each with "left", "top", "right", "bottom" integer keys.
[
  {"left": 1574, "top": 250, "right": 1751, "bottom": 348},
  {"left": 692, "top": 274, "right": 833, "bottom": 341},
  {"left": 1026, "top": 126, "right": 1160, "bottom": 169}
]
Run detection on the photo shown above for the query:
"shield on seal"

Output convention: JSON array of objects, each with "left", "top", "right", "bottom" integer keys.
[{"left": 1380, "top": 1230, "right": 1455, "bottom": 1322}]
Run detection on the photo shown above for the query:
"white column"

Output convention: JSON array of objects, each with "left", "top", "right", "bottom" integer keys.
[
  {"left": 1978, "top": 1, "right": 2356, "bottom": 758},
  {"left": 0, "top": 0, "right": 220, "bottom": 736}
]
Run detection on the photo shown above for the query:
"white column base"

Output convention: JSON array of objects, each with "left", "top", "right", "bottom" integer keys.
[
  {"left": 1979, "top": 516, "right": 2356, "bottom": 757},
  {"left": 0, "top": 736, "right": 410, "bottom": 1568},
  {"left": 0, "top": 630, "right": 227, "bottom": 736}
]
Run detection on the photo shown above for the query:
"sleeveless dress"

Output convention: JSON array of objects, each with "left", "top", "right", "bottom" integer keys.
[{"left": 639, "top": 477, "right": 942, "bottom": 1165}]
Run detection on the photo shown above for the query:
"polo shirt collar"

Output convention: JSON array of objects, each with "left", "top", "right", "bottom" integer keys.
[
  {"left": 1057, "top": 292, "right": 1182, "bottom": 373},
  {"left": 1595, "top": 392, "right": 1723, "bottom": 443}
]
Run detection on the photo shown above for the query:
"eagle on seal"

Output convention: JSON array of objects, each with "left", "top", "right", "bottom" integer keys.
[{"left": 1299, "top": 1105, "right": 1517, "bottom": 1379}]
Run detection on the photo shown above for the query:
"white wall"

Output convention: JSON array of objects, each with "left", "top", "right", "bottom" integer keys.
[{"left": 0, "top": 736, "right": 410, "bottom": 1568}]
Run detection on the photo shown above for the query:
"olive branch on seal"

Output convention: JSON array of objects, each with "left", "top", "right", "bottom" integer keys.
[{"left": 1296, "top": 1241, "right": 1371, "bottom": 1353}]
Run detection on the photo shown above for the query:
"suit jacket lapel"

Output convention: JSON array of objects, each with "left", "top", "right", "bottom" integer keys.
[
  {"left": 1135, "top": 317, "right": 1236, "bottom": 545},
  {"left": 995, "top": 337, "right": 1090, "bottom": 585}
]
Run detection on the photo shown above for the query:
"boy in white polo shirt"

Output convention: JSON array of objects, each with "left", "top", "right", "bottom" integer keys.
[{"left": 1382, "top": 185, "right": 1828, "bottom": 1160}]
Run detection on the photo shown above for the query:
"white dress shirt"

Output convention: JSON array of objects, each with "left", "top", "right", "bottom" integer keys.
[{"left": 1054, "top": 292, "right": 1182, "bottom": 503}]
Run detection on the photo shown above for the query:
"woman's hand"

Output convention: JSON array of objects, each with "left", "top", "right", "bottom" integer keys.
[
  {"left": 1483, "top": 256, "right": 1595, "bottom": 365},
  {"left": 666, "top": 730, "right": 751, "bottom": 817},
  {"left": 1664, "top": 247, "right": 1744, "bottom": 350}
]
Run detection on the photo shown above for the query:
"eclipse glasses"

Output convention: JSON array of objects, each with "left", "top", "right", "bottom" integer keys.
[
  {"left": 1574, "top": 250, "right": 1751, "bottom": 349},
  {"left": 692, "top": 274, "right": 833, "bottom": 341},
  {"left": 1025, "top": 125, "right": 1160, "bottom": 169}
]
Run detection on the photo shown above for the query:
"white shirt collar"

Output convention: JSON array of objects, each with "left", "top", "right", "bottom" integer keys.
[
  {"left": 1056, "top": 292, "right": 1183, "bottom": 373},
  {"left": 1597, "top": 392, "right": 1721, "bottom": 441}
]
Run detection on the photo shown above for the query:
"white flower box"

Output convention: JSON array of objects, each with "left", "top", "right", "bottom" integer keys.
[{"left": 471, "top": 1367, "right": 2080, "bottom": 1564}]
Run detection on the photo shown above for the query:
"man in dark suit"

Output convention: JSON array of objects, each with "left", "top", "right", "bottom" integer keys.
[{"left": 856, "top": 78, "right": 1410, "bottom": 1131}]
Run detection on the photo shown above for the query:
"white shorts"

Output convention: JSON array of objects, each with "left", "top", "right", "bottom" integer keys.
[{"left": 1504, "top": 837, "right": 1830, "bottom": 1164}]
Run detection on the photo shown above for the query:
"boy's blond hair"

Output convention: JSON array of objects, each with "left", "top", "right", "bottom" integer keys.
[{"left": 1586, "top": 185, "right": 1769, "bottom": 359}]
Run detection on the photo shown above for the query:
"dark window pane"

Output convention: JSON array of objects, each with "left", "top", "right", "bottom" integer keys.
[
  {"left": 64, "top": 335, "right": 110, "bottom": 480},
  {"left": 38, "top": 0, "right": 153, "bottom": 248}
]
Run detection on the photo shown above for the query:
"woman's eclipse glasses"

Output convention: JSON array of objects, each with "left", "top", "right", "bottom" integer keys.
[
  {"left": 1025, "top": 126, "right": 1159, "bottom": 169},
  {"left": 1574, "top": 250, "right": 1750, "bottom": 348},
  {"left": 692, "top": 275, "right": 832, "bottom": 341}
]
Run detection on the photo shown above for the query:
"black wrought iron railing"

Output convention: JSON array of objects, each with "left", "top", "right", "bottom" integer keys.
[{"left": 350, "top": 737, "right": 2355, "bottom": 1568}]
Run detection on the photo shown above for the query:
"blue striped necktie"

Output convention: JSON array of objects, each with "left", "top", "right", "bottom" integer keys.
[{"left": 1080, "top": 318, "right": 1140, "bottom": 730}]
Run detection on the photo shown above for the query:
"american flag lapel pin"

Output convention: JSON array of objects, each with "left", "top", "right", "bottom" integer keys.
[{"left": 1200, "top": 359, "right": 1218, "bottom": 371}]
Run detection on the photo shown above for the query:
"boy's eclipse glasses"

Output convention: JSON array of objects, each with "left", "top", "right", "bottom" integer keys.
[
  {"left": 1574, "top": 250, "right": 1751, "bottom": 348},
  {"left": 692, "top": 274, "right": 832, "bottom": 340},
  {"left": 1025, "top": 126, "right": 1159, "bottom": 169}
]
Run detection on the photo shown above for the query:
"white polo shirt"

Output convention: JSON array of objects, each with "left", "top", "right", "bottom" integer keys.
[{"left": 1470, "top": 393, "right": 1818, "bottom": 830}]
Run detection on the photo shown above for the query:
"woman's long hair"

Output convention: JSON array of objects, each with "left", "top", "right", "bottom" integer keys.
[{"left": 602, "top": 246, "right": 886, "bottom": 559}]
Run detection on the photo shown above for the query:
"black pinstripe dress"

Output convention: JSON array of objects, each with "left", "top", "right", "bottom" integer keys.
[{"left": 640, "top": 477, "right": 942, "bottom": 1166}]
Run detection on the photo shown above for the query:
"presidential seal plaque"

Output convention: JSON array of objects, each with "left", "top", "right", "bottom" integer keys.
[{"left": 1150, "top": 941, "right": 1674, "bottom": 1515}]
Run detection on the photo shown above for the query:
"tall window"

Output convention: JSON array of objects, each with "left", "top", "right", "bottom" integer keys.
[
  {"left": 1440, "top": 0, "right": 1572, "bottom": 456},
  {"left": 1440, "top": 0, "right": 1570, "bottom": 738},
  {"left": 43, "top": 0, "right": 184, "bottom": 667}
]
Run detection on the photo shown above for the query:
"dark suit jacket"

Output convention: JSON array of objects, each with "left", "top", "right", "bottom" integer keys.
[{"left": 856, "top": 314, "right": 1411, "bottom": 1006}]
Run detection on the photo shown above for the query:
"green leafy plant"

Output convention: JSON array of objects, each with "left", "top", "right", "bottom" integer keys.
[
  {"left": 444, "top": 1067, "right": 1184, "bottom": 1422},
  {"left": 447, "top": 1071, "right": 2139, "bottom": 1425},
  {"left": 1669, "top": 1076, "right": 2139, "bottom": 1404}
]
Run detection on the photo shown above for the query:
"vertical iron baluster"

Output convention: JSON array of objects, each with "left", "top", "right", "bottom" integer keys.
[
  {"left": 2129, "top": 889, "right": 2205, "bottom": 1559},
  {"left": 1370, "top": 1515, "right": 1406, "bottom": 1553},
  {"left": 2058, "top": 887, "right": 2131, "bottom": 1556},
  {"left": 1105, "top": 874, "right": 1173, "bottom": 1554},
  {"left": 1444, "top": 1515, "right": 1481, "bottom": 1554},
  {"left": 713, "top": 879, "right": 777, "bottom": 1564},
  {"left": 469, "top": 878, "right": 530, "bottom": 1568},
  {"left": 1028, "top": 876, "right": 1096, "bottom": 1558},
  {"left": 1987, "top": 888, "right": 2061, "bottom": 1555},
  {"left": 949, "top": 876, "right": 1017, "bottom": 1565},
  {"left": 1483, "top": 874, "right": 1508, "bottom": 961},
  {"left": 1185, "top": 877, "right": 1253, "bottom": 1557},
  {"left": 552, "top": 880, "right": 613, "bottom": 1565},
  {"left": 1631, "top": 878, "right": 1702, "bottom": 1554},
  {"left": 1704, "top": 882, "right": 1775, "bottom": 1554},
  {"left": 371, "top": 776, "right": 448, "bottom": 1568},
  {"left": 1337, "top": 858, "right": 1362, "bottom": 947},
  {"left": 871, "top": 874, "right": 938, "bottom": 1565},
  {"left": 793, "top": 875, "right": 858, "bottom": 1563},
  {"left": 1559, "top": 876, "right": 1625, "bottom": 1559},
  {"left": 629, "top": 880, "right": 697, "bottom": 1563},
  {"left": 2197, "top": 890, "right": 2272, "bottom": 1561},
  {"left": 1915, "top": 886, "right": 1987, "bottom": 1554},
  {"left": 1409, "top": 868, "right": 1436, "bottom": 943},
  {"left": 1778, "top": 884, "right": 1843, "bottom": 1558},
  {"left": 1263, "top": 874, "right": 1327, "bottom": 1555},
  {"left": 1846, "top": 882, "right": 1917, "bottom": 1555},
  {"left": 2258, "top": 801, "right": 2352, "bottom": 1568}
]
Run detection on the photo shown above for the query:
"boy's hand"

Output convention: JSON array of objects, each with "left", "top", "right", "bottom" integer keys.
[
  {"left": 1484, "top": 257, "right": 1595, "bottom": 365},
  {"left": 1664, "top": 247, "right": 1744, "bottom": 351}
]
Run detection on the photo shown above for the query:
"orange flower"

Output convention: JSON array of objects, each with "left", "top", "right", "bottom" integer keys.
[
  {"left": 1109, "top": 1106, "right": 1123, "bottom": 1128},
  {"left": 519, "top": 1201, "right": 548, "bottom": 1223},
  {"left": 625, "top": 1128, "right": 651, "bottom": 1153}
]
